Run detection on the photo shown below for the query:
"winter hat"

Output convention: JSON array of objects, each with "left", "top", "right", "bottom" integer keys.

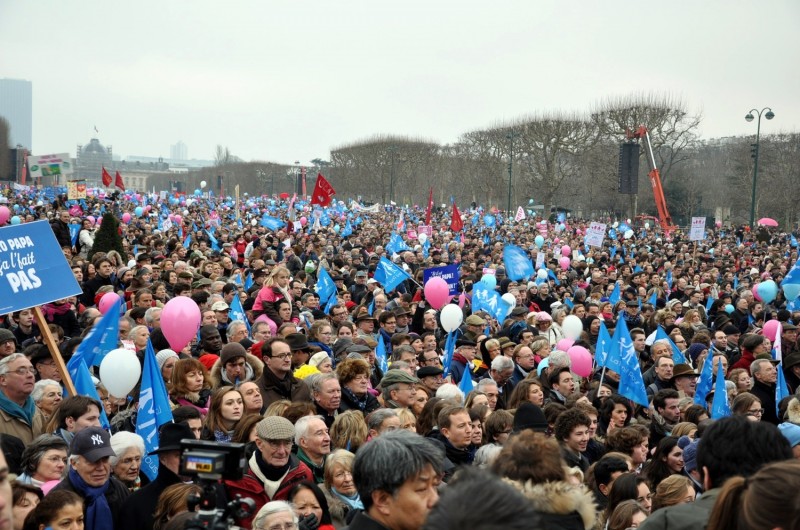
[
  {"left": 512, "top": 402, "right": 548, "bottom": 434},
  {"left": 155, "top": 349, "right": 179, "bottom": 371},
  {"left": 309, "top": 351, "right": 331, "bottom": 368},
  {"left": 686, "top": 343, "right": 708, "bottom": 364},
  {"left": 220, "top": 342, "right": 247, "bottom": 365},
  {"left": 198, "top": 353, "right": 219, "bottom": 372},
  {"left": 786, "top": 397, "right": 800, "bottom": 424},
  {"left": 681, "top": 438, "right": 700, "bottom": 472}
]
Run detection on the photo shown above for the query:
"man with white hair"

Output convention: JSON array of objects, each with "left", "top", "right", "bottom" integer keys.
[{"left": 295, "top": 415, "right": 331, "bottom": 484}]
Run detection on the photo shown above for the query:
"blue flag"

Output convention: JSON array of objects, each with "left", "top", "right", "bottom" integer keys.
[
  {"left": 458, "top": 363, "right": 475, "bottom": 395},
  {"left": 341, "top": 219, "right": 353, "bottom": 237},
  {"left": 323, "top": 289, "right": 338, "bottom": 315},
  {"left": 776, "top": 363, "right": 791, "bottom": 416},
  {"left": 386, "top": 232, "right": 410, "bottom": 254},
  {"left": 315, "top": 267, "right": 337, "bottom": 304},
  {"left": 442, "top": 330, "right": 459, "bottom": 374},
  {"left": 244, "top": 273, "right": 253, "bottom": 291},
  {"left": 183, "top": 234, "right": 192, "bottom": 249},
  {"left": 69, "top": 223, "right": 81, "bottom": 246},
  {"left": 607, "top": 317, "right": 649, "bottom": 406},
  {"left": 472, "top": 283, "right": 512, "bottom": 323},
  {"left": 711, "top": 363, "right": 732, "bottom": 419},
  {"left": 782, "top": 260, "right": 800, "bottom": 301},
  {"left": 503, "top": 244, "right": 534, "bottom": 281},
  {"left": 694, "top": 354, "right": 714, "bottom": 405},
  {"left": 609, "top": 283, "right": 621, "bottom": 304},
  {"left": 666, "top": 269, "right": 673, "bottom": 289},
  {"left": 261, "top": 215, "right": 285, "bottom": 231},
  {"left": 67, "top": 298, "right": 121, "bottom": 371},
  {"left": 792, "top": 234, "right": 798, "bottom": 248},
  {"left": 733, "top": 275, "right": 739, "bottom": 290},
  {"left": 422, "top": 238, "right": 430, "bottom": 259},
  {"left": 595, "top": 321, "right": 613, "bottom": 368},
  {"left": 229, "top": 294, "right": 251, "bottom": 333},
  {"left": 564, "top": 297, "right": 574, "bottom": 309},
  {"left": 547, "top": 269, "right": 561, "bottom": 286},
  {"left": 373, "top": 257, "right": 411, "bottom": 293},
  {"left": 648, "top": 290, "right": 658, "bottom": 307},
  {"left": 136, "top": 340, "right": 174, "bottom": 480},
  {"left": 205, "top": 230, "right": 219, "bottom": 251},
  {"left": 655, "top": 326, "right": 685, "bottom": 365},
  {"left": 69, "top": 359, "right": 110, "bottom": 429},
  {"left": 376, "top": 335, "right": 389, "bottom": 373}
]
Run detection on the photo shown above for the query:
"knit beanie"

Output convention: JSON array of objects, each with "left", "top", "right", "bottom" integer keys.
[{"left": 155, "top": 349, "right": 178, "bottom": 371}]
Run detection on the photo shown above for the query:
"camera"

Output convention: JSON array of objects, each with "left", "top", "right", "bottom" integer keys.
[{"left": 179, "top": 439, "right": 255, "bottom": 530}]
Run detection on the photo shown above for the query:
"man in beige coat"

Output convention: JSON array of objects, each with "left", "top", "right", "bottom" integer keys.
[{"left": 0, "top": 354, "right": 45, "bottom": 445}]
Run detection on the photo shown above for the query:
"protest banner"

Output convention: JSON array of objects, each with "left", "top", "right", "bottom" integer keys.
[
  {"left": 690, "top": 217, "right": 706, "bottom": 241},
  {"left": 424, "top": 264, "right": 460, "bottom": 296},
  {"left": 0, "top": 221, "right": 81, "bottom": 394},
  {"left": 66, "top": 180, "right": 87, "bottom": 200},
  {"left": 27, "top": 153, "right": 74, "bottom": 179},
  {"left": 585, "top": 222, "right": 607, "bottom": 247},
  {"left": 418, "top": 225, "right": 433, "bottom": 237}
]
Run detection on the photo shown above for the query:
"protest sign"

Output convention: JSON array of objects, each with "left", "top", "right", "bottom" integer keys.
[
  {"left": 424, "top": 264, "right": 460, "bottom": 296},
  {"left": 585, "top": 222, "right": 607, "bottom": 247},
  {"left": 27, "top": 153, "right": 74, "bottom": 179},
  {"left": 67, "top": 181, "right": 87, "bottom": 200},
  {"left": 690, "top": 217, "right": 706, "bottom": 241},
  {"left": 482, "top": 267, "right": 496, "bottom": 276},
  {"left": 418, "top": 225, "right": 433, "bottom": 236},
  {"left": 0, "top": 221, "right": 82, "bottom": 313}
]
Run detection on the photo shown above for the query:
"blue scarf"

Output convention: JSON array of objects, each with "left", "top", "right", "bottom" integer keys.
[
  {"left": 0, "top": 390, "right": 35, "bottom": 425},
  {"left": 68, "top": 467, "right": 113, "bottom": 530},
  {"left": 332, "top": 487, "right": 364, "bottom": 510}
]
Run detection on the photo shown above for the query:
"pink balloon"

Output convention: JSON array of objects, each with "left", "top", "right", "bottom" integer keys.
[
  {"left": 161, "top": 297, "right": 202, "bottom": 352},
  {"left": 96, "top": 217, "right": 102, "bottom": 226},
  {"left": 98, "top": 292, "right": 121, "bottom": 315},
  {"left": 122, "top": 213, "right": 131, "bottom": 224},
  {"left": 762, "top": 319, "right": 782, "bottom": 342},
  {"left": 458, "top": 293, "right": 466, "bottom": 308},
  {"left": 87, "top": 215, "right": 96, "bottom": 225},
  {"left": 174, "top": 215, "right": 182, "bottom": 225},
  {"left": 559, "top": 256, "right": 571, "bottom": 270},
  {"left": 568, "top": 345, "right": 593, "bottom": 378},
  {"left": 0, "top": 206, "right": 9, "bottom": 225},
  {"left": 424, "top": 277, "right": 451, "bottom": 310},
  {"left": 752, "top": 283, "right": 762, "bottom": 302},
  {"left": 553, "top": 237, "right": 560, "bottom": 245},
  {"left": 69, "top": 205, "right": 82, "bottom": 216},
  {"left": 561, "top": 245, "right": 571, "bottom": 257},
  {"left": 300, "top": 217, "right": 308, "bottom": 226},
  {"left": 556, "top": 338, "right": 575, "bottom": 352},
  {"left": 145, "top": 205, "right": 152, "bottom": 212}
]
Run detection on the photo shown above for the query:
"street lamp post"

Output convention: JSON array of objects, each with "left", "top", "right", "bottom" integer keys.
[
  {"left": 745, "top": 107, "right": 775, "bottom": 228},
  {"left": 506, "top": 130, "right": 517, "bottom": 216}
]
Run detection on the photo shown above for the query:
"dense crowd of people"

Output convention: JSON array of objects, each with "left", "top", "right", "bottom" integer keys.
[{"left": 0, "top": 189, "right": 799, "bottom": 530}]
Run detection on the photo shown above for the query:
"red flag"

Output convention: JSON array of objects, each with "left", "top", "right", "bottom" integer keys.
[
  {"left": 450, "top": 202, "right": 463, "bottom": 232},
  {"left": 101, "top": 166, "right": 112, "bottom": 187},
  {"left": 114, "top": 171, "right": 125, "bottom": 191},
  {"left": 20, "top": 150, "right": 27, "bottom": 186},
  {"left": 425, "top": 187, "right": 433, "bottom": 225},
  {"left": 310, "top": 173, "right": 335, "bottom": 206}
]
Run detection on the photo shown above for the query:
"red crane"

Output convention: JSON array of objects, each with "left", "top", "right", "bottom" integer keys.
[{"left": 626, "top": 126, "right": 676, "bottom": 232}]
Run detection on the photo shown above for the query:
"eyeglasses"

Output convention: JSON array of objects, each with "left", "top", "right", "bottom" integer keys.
[
  {"left": 270, "top": 353, "right": 292, "bottom": 360},
  {"left": 746, "top": 408, "right": 764, "bottom": 417},
  {"left": 6, "top": 367, "right": 36, "bottom": 376}
]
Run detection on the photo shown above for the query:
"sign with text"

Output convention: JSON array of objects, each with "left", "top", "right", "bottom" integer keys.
[
  {"left": 690, "top": 217, "right": 706, "bottom": 241},
  {"left": 67, "top": 181, "right": 86, "bottom": 200},
  {"left": 585, "top": 222, "right": 607, "bottom": 247},
  {"left": 0, "top": 221, "right": 82, "bottom": 313},
  {"left": 27, "top": 153, "right": 74, "bottom": 179},
  {"left": 418, "top": 225, "right": 433, "bottom": 237},
  {"left": 423, "top": 264, "right": 460, "bottom": 296}
]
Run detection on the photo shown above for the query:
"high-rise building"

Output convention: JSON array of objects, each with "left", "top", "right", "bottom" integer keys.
[
  {"left": 170, "top": 141, "right": 187, "bottom": 161},
  {"left": 0, "top": 79, "right": 33, "bottom": 149}
]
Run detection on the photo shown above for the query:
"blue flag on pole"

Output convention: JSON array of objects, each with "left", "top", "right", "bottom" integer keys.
[
  {"left": 607, "top": 318, "right": 649, "bottom": 406},
  {"left": 711, "top": 363, "right": 732, "bottom": 419},
  {"left": 205, "top": 230, "right": 219, "bottom": 251},
  {"left": 791, "top": 234, "right": 798, "bottom": 248},
  {"left": 373, "top": 257, "right": 411, "bottom": 293},
  {"left": 314, "top": 267, "right": 337, "bottom": 303},
  {"left": 136, "top": 340, "right": 175, "bottom": 480},
  {"left": 261, "top": 215, "right": 285, "bottom": 231},
  {"left": 666, "top": 269, "right": 673, "bottom": 289},
  {"left": 69, "top": 359, "right": 110, "bottom": 428},
  {"left": 595, "top": 321, "right": 614, "bottom": 368},
  {"left": 244, "top": 273, "right": 253, "bottom": 291},
  {"left": 341, "top": 219, "right": 353, "bottom": 237},
  {"left": 609, "top": 283, "right": 621, "bottom": 304},
  {"left": 648, "top": 290, "right": 658, "bottom": 307},
  {"left": 386, "top": 232, "right": 410, "bottom": 254},
  {"left": 229, "top": 294, "right": 251, "bottom": 333},
  {"left": 183, "top": 234, "right": 192, "bottom": 249},
  {"left": 694, "top": 354, "right": 714, "bottom": 405},
  {"left": 782, "top": 260, "right": 800, "bottom": 301},
  {"left": 655, "top": 326, "right": 685, "bottom": 365},
  {"left": 67, "top": 298, "right": 121, "bottom": 371},
  {"left": 503, "top": 244, "right": 534, "bottom": 281},
  {"left": 69, "top": 224, "right": 81, "bottom": 246},
  {"left": 375, "top": 335, "right": 389, "bottom": 373},
  {"left": 442, "top": 330, "right": 459, "bottom": 374},
  {"left": 458, "top": 363, "right": 474, "bottom": 395}
]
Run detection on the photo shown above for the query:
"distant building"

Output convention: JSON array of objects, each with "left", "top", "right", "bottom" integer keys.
[
  {"left": 170, "top": 141, "right": 187, "bottom": 161},
  {"left": 76, "top": 138, "right": 113, "bottom": 181},
  {"left": 0, "top": 78, "right": 33, "bottom": 149}
]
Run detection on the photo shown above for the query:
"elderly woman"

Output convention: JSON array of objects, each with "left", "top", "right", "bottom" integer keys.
[
  {"left": 17, "top": 435, "right": 69, "bottom": 487},
  {"left": 110, "top": 431, "right": 147, "bottom": 491},
  {"left": 321, "top": 450, "right": 362, "bottom": 528},
  {"left": 129, "top": 324, "right": 150, "bottom": 351},
  {"left": 336, "top": 358, "right": 381, "bottom": 414},
  {"left": 32, "top": 379, "right": 62, "bottom": 423},
  {"left": 309, "top": 351, "right": 333, "bottom": 374},
  {"left": 252, "top": 500, "right": 299, "bottom": 530}
]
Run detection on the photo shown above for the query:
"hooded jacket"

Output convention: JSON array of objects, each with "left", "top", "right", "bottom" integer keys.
[
  {"left": 507, "top": 479, "right": 596, "bottom": 530},
  {"left": 209, "top": 353, "right": 264, "bottom": 389}
]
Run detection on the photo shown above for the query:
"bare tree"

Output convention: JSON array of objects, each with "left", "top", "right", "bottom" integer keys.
[{"left": 0, "top": 118, "right": 10, "bottom": 180}]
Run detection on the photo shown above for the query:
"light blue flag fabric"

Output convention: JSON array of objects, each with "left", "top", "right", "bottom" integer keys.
[
  {"left": 458, "top": 363, "right": 475, "bottom": 395},
  {"left": 648, "top": 290, "right": 658, "bottom": 307},
  {"left": 229, "top": 294, "right": 251, "bottom": 333},
  {"left": 705, "top": 294, "right": 714, "bottom": 313},
  {"left": 547, "top": 269, "right": 561, "bottom": 286},
  {"left": 791, "top": 234, "right": 798, "bottom": 248},
  {"left": 423, "top": 238, "right": 430, "bottom": 259},
  {"left": 341, "top": 219, "right": 353, "bottom": 237},
  {"left": 137, "top": 340, "right": 175, "bottom": 480},
  {"left": 503, "top": 244, "right": 534, "bottom": 281},
  {"left": 244, "top": 273, "right": 253, "bottom": 291},
  {"left": 782, "top": 260, "right": 800, "bottom": 301},
  {"left": 205, "top": 230, "right": 219, "bottom": 251},
  {"left": 386, "top": 232, "right": 410, "bottom": 254},
  {"left": 69, "top": 223, "right": 81, "bottom": 246},
  {"left": 373, "top": 257, "right": 411, "bottom": 293},
  {"left": 655, "top": 326, "right": 685, "bottom": 365},
  {"left": 777, "top": 363, "right": 791, "bottom": 416},
  {"left": 694, "top": 353, "right": 714, "bottom": 405},
  {"left": 609, "top": 283, "right": 621, "bottom": 305},
  {"left": 232, "top": 273, "right": 243, "bottom": 286},
  {"left": 315, "top": 267, "right": 337, "bottom": 303},
  {"left": 595, "top": 321, "right": 613, "bottom": 368},
  {"left": 608, "top": 318, "right": 649, "bottom": 406},
  {"left": 67, "top": 298, "right": 121, "bottom": 371},
  {"left": 323, "top": 290, "right": 338, "bottom": 315},
  {"left": 733, "top": 275, "right": 739, "bottom": 290},
  {"left": 375, "top": 335, "right": 389, "bottom": 373},
  {"left": 442, "top": 330, "right": 458, "bottom": 374},
  {"left": 183, "top": 234, "right": 192, "bottom": 249},
  {"left": 368, "top": 298, "right": 375, "bottom": 316},
  {"left": 261, "top": 215, "right": 285, "bottom": 231},
  {"left": 711, "top": 363, "right": 732, "bottom": 419},
  {"left": 564, "top": 298, "right": 574, "bottom": 309},
  {"left": 69, "top": 359, "right": 110, "bottom": 429},
  {"left": 472, "top": 283, "right": 512, "bottom": 323},
  {"left": 666, "top": 269, "right": 673, "bottom": 289}
]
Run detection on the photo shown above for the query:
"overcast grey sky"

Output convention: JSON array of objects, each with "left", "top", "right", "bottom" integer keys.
[{"left": 1, "top": 1, "right": 798, "bottom": 165}]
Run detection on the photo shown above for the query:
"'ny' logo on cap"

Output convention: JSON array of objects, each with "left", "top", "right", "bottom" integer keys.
[{"left": 91, "top": 434, "right": 104, "bottom": 446}]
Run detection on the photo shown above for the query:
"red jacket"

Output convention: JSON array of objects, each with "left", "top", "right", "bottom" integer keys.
[{"left": 223, "top": 455, "right": 313, "bottom": 528}]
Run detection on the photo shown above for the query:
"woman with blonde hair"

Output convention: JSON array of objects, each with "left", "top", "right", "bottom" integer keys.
[
  {"left": 329, "top": 410, "right": 368, "bottom": 452},
  {"left": 321, "top": 450, "right": 362, "bottom": 528},
  {"left": 253, "top": 265, "right": 293, "bottom": 325},
  {"left": 651, "top": 474, "right": 695, "bottom": 512}
]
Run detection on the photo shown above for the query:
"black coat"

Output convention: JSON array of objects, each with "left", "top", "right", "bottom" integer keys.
[
  {"left": 343, "top": 511, "right": 392, "bottom": 530},
  {"left": 50, "top": 219, "right": 72, "bottom": 249},
  {"left": 52, "top": 474, "right": 130, "bottom": 530},
  {"left": 750, "top": 379, "right": 778, "bottom": 425},
  {"left": 117, "top": 463, "right": 181, "bottom": 530}
]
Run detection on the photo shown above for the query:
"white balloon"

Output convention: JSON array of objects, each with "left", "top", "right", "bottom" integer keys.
[
  {"left": 99, "top": 348, "right": 142, "bottom": 398},
  {"left": 183, "top": 209, "right": 190, "bottom": 216},
  {"left": 200, "top": 180, "right": 207, "bottom": 188},
  {"left": 251, "top": 219, "right": 258, "bottom": 226},
  {"left": 418, "top": 233, "right": 428, "bottom": 244},
  {"left": 440, "top": 304, "right": 463, "bottom": 332},
  {"left": 501, "top": 293, "right": 516, "bottom": 307},
  {"left": 185, "top": 199, "right": 193, "bottom": 207},
  {"left": 562, "top": 315, "right": 584, "bottom": 340},
  {"left": 537, "top": 269, "right": 548, "bottom": 280},
  {"left": 612, "top": 221, "right": 619, "bottom": 228},
  {"left": 624, "top": 229, "right": 634, "bottom": 239},
  {"left": 644, "top": 222, "right": 650, "bottom": 230}
]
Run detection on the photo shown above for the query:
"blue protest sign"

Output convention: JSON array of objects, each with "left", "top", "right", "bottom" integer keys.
[
  {"left": 0, "top": 221, "right": 81, "bottom": 313},
  {"left": 423, "top": 265, "right": 460, "bottom": 296}
]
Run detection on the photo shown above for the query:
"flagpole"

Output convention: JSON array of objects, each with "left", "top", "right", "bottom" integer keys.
[
  {"left": 597, "top": 366, "right": 607, "bottom": 391},
  {"left": 34, "top": 307, "right": 77, "bottom": 396}
]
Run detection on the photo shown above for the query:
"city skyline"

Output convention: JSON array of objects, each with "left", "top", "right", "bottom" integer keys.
[{"left": 1, "top": 1, "right": 798, "bottom": 165}]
